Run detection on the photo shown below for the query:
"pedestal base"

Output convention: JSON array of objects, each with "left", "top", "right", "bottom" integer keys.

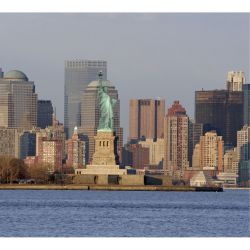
[{"left": 75, "top": 164, "right": 127, "bottom": 175}]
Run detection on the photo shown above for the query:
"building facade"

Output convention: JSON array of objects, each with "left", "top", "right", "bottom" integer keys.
[
  {"left": 139, "top": 138, "right": 164, "bottom": 168},
  {"left": 37, "top": 100, "right": 53, "bottom": 129},
  {"left": 223, "top": 148, "right": 239, "bottom": 175},
  {"left": 194, "top": 131, "right": 224, "bottom": 171},
  {"left": 243, "top": 84, "right": 250, "bottom": 125},
  {"left": 41, "top": 139, "right": 63, "bottom": 172},
  {"left": 122, "top": 143, "right": 149, "bottom": 170},
  {"left": 188, "top": 120, "right": 203, "bottom": 167},
  {"left": 66, "top": 127, "right": 86, "bottom": 169},
  {"left": 164, "top": 101, "right": 189, "bottom": 178},
  {"left": 129, "top": 99, "right": 165, "bottom": 141},
  {"left": 237, "top": 126, "right": 250, "bottom": 186},
  {"left": 195, "top": 89, "right": 243, "bottom": 146},
  {"left": 0, "top": 70, "right": 37, "bottom": 130},
  {"left": 19, "top": 131, "right": 36, "bottom": 160},
  {"left": 0, "top": 128, "right": 22, "bottom": 158},
  {"left": 36, "top": 123, "right": 66, "bottom": 164},
  {"left": 64, "top": 60, "right": 107, "bottom": 139},
  {"left": 226, "top": 71, "right": 245, "bottom": 91}
]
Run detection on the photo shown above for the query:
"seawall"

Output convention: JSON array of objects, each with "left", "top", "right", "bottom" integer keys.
[{"left": 0, "top": 184, "right": 223, "bottom": 192}]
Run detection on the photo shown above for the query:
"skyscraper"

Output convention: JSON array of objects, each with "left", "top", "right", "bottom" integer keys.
[
  {"left": 80, "top": 77, "right": 123, "bottom": 163},
  {"left": 195, "top": 71, "right": 244, "bottom": 147},
  {"left": 164, "top": 101, "right": 189, "bottom": 178},
  {"left": 0, "top": 70, "right": 37, "bottom": 130},
  {"left": 237, "top": 126, "right": 250, "bottom": 185},
  {"left": 243, "top": 84, "right": 250, "bottom": 125},
  {"left": 195, "top": 89, "right": 243, "bottom": 147},
  {"left": 64, "top": 60, "right": 107, "bottom": 139},
  {"left": 226, "top": 71, "right": 245, "bottom": 91},
  {"left": 37, "top": 100, "right": 53, "bottom": 129},
  {"left": 0, "top": 68, "right": 3, "bottom": 78},
  {"left": 129, "top": 99, "right": 165, "bottom": 141}
]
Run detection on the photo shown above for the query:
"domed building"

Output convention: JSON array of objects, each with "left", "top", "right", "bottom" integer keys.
[
  {"left": 4, "top": 70, "right": 29, "bottom": 81},
  {"left": 0, "top": 69, "right": 37, "bottom": 129}
]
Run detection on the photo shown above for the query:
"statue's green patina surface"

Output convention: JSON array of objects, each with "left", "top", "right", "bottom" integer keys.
[{"left": 97, "top": 72, "right": 116, "bottom": 132}]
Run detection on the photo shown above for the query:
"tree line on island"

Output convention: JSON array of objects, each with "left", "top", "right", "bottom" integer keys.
[{"left": 0, "top": 156, "right": 69, "bottom": 184}]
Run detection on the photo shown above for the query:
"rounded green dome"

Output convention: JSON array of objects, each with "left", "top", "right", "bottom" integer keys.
[{"left": 4, "top": 70, "right": 28, "bottom": 81}]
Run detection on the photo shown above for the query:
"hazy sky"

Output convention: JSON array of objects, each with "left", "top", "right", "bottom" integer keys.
[{"left": 0, "top": 13, "right": 249, "bottom": 139}]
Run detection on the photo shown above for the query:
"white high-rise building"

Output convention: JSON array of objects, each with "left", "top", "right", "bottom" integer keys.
[{"left": 227, "top": 71, "right": 245, "bottom": 91}]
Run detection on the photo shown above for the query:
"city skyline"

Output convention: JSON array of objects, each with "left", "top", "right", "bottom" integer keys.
[{"left": 0, "top": 13, "right": 249, "bottom": 139}]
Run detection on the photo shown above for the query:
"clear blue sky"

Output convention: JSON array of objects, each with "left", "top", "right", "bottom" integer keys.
[{"left": 0, "top": 13, "right": 249, "bottom": 139}]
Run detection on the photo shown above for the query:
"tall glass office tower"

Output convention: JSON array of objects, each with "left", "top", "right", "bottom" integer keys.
[{"left": 64, "top": 60, "right": 107, "bottom": 138}]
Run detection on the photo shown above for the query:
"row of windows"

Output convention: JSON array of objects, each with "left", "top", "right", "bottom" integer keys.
[{"left": 99, "top": 141, "right": 109, "bottom": 147}]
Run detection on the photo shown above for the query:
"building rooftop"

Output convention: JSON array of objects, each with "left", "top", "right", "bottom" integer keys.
[{"left": 4, "top": 70, "right": 28, "bottom": 81}]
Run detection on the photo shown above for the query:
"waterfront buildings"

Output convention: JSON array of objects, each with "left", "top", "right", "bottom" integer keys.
[
  {"left": 129, "top": 99, "right": 165, "bottom": 140},
  {"left": 243, "top": 83, "right": 250, "bottom": 125},
  {"left": 80, "top": 77, "right": 123, "bottom": 163},
  {"left": 66, "top": 127, "right": 86, "bottom": 169},
  {"left": 190, "top": 171, "right": 213, "bottom": 187},
  {"left": 37, "top": 100, "right": 53, "bottom": 129},
  {"left": 40, "top": 139, "right": 63, "bottom": 172},
  {"left": 237, "top": 126, "right": 250, "bottom": 185},
  {"left": 64, "top": 60, "right": 107, "bottom": 139},
  {"left": 223, "top": 148, "right": 239, "bottom": 175},
  {"left": 192, "top": 131, "right": 224, "bottom": 171},
  {"left": 163, "top": 101, "right": 189, "bottom": 178},
  {"left": 0, "top": 70, "right": 37, "bottom": 130},
  {"left": 122, "top": 143, "right": 149, "bottom": 169},
  {"left": 139, "top": 138, "right": 164, "bottom": 168}
]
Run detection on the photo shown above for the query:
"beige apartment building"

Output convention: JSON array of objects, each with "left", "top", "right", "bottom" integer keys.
[
  {"left": 164, "top": 101, "right": 189, "bottom": 177},
  {"left": 129, "top": 99, "right": 165, "bottom": 140},
  {"left": 192, "top": 131, "right": 224, "bottom": 171},
  {"left": 139, "top": 138, "right": 164, "bottom": 167}
]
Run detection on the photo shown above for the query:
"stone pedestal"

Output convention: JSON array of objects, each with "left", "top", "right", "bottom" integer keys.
[
  {"left": 92, "top": 130, "right": 119, "bottom": 165},
  {"left": 76, "top": 130, "right": 127, "bottom": 175}
]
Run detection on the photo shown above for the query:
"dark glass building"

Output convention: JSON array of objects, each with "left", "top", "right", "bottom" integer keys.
[
  {"left": 243, "top": 84, "right": 250, "bottom": 125},
  {"left": 19, "top": 131, "right": 36, "bottom": 160},
  {"left": 37, "top": 100, "right": 53, "bottom": 129},
  {"left": 64, "top": 60, "right": 107, "bottom": 139},
  {"left": 195, "top": 90, "right": 243, "bottom": 147}
]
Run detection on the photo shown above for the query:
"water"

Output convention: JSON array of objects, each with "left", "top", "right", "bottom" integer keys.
[{"left": 0, "top": 190, "right": 249, "bottom": 237}]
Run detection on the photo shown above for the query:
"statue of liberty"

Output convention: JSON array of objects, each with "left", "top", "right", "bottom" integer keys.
[{"left": 97, "top": 71, "right": 117, "bottom": 131}]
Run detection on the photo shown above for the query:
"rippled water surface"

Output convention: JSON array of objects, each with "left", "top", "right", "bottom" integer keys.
[{"left": 0, "top": 189, "right": 249, "bottom": 237}]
